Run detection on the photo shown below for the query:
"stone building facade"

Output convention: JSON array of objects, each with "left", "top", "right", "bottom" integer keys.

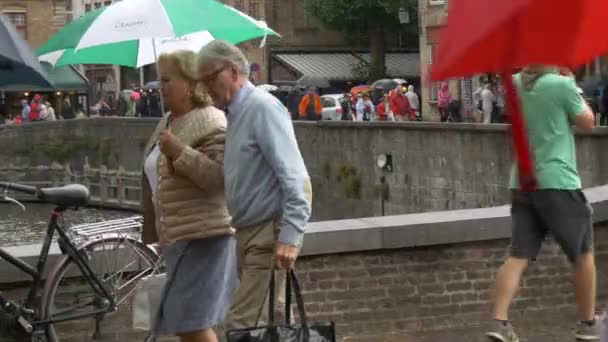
[
  {"left": 0, "top": 0, "right": 70, "bottom": 49},
  {"left": 418, "top": 0, "right": 476, "bottom": 122}
]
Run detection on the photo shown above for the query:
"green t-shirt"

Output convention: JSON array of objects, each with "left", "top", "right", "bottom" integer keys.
[{"left": 509, "top": 72, "right": 586, "bottom": 190}]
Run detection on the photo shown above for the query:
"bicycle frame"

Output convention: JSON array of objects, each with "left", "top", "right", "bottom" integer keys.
[{"left": 0, "top": 207, "right": 117, "bottom": 327}]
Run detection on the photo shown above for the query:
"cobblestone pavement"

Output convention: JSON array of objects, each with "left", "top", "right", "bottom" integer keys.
[{"left": 344, "top": 318, "right": 597, "bottom": 342}]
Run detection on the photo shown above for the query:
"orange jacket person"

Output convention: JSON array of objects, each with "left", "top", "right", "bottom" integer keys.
[{"left": 298, "top": 87, "right": 322, "bottom": 121}]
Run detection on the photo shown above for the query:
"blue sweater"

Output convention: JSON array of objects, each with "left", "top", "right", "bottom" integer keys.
[{"left": 224, "top": 82, "right": 312, "bottom": 247}]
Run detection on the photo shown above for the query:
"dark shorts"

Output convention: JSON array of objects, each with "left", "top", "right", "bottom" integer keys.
[{"left": 510, "top": 189, "right": 593, "bottom": 262}]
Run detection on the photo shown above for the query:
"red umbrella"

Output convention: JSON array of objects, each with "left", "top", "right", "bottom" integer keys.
[{"left": 432, "top": 0, "right": 608, "bottom": 190}]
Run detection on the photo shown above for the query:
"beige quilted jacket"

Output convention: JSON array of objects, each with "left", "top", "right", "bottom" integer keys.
[{"left": 141, "top": 106, "right": 234, "bottom": 245}]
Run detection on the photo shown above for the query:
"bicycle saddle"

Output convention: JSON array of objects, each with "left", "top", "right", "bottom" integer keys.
[{"left": 37, "top": 184, "right": 90, "bottom": 208}]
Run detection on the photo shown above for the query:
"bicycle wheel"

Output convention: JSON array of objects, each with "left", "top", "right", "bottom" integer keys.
[{"left": 40, "top": 236, "right": 160, "bottom": 342}]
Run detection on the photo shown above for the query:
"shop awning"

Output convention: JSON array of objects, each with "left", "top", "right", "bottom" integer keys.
[
  {"left": 359, "top": 53, "right": 420, "bottom": 78},
  {"left": 273, "top": 52, "right": 420, "bottom": 81},
  {"left": 274, "top": 53, "right": 361, "bottom": 81},
  {"left": 0, "top": 62, "right": 89, "bottom": 92}
]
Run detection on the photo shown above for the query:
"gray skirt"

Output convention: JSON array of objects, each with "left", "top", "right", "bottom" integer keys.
[{"left": 154, "top": 235, "right": 237, "bottom": 336}]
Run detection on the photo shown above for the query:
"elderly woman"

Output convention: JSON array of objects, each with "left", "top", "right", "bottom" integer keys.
[{"left": 141, "top": 50, "right": 236, "bottom": 342}]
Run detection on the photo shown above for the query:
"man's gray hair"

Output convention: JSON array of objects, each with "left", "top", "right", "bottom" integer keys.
[{"left": 198, "top": 40, "right": 250, "bottom": 77}]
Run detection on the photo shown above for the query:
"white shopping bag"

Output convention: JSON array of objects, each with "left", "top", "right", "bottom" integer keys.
[{"left": 132, "top": 273, "right": 166, "bottom": 331}]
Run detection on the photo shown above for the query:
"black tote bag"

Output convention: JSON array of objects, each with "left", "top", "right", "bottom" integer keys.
[{"left": 226, "top": 269, "right": 336, "bottom": 342}]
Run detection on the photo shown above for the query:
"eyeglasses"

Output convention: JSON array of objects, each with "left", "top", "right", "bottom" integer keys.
[{"left": 200, "top": 65, "right": 231, "bottom": 84}]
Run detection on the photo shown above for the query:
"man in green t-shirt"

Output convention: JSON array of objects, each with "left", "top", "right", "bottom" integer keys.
[{"left": 486, "top": 66, "right": 598, "bottom": 342}]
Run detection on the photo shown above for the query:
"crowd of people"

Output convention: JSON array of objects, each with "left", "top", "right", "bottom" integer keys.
[
  {"left": 0, "top": 94, "right": 66, "bottom": 125},
  {"left": 93, "top": 89, "right": 163, "bottom": 117},
  {"left": 0, "top": 88, "right": 164, "bottom": 126},
  {"left": 285, "top": 83, "right": 421, "bottom": 122}
]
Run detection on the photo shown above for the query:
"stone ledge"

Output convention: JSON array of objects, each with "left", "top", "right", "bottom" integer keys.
[
  {"left": 3, "top": 118, "right": 608, "bottom": 136},
  {"left": 300, "top": 185, "right": 608, "bottom": 256},
  {"left": 308, "top": 120, "right": 608, "bottom": 135},
  {"left": 2, "top": 186, "right": 605, "bottom": 283}
]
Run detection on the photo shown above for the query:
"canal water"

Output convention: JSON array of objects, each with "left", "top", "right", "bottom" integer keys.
[{"left": 0, "top": 203, "right": 133, "bottom": 245}]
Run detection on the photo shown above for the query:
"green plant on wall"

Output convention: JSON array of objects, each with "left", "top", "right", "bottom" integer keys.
[
  {"left": 97, "top": 138, "right": 114, "bottom": 167},
  {"left": 336, "top": 164, "right": 361, "bottom": 199},
  {"left": 45, "top": 137, "right": 73, "bottom": 163}
]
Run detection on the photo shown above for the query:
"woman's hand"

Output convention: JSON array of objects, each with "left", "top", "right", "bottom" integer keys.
[{"left": 158, "top": 129, "right": 184, "bottom": 161}]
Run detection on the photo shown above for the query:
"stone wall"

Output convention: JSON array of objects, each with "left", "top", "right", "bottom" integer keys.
[
  {"left": 2, "top": 185, "right": 608, "bottom": 341},
  {"left": 297, "top": 226, "right": 608, "bottom": 338},
  {"left": 1, "top": 119, "right": 607, "bottom": 221}
]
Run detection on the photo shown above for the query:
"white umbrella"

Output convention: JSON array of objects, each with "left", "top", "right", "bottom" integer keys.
[{"left": 256, "top": 84, "right": 278, "bottom": 92}]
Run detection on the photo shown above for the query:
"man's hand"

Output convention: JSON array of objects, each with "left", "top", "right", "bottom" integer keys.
[
  {"left": 275, "top": 242, "right": 300, "bottom": 270},
  {"left": 158, "top": 129, "right": 184, "bottom": 161}
]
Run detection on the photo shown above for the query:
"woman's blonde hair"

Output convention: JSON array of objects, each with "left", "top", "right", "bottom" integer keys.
[{"left": 156, "top": 50, "right": 212, "bottom": 108}]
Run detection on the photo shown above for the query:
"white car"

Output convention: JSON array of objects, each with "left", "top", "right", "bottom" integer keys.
[{"left": 320, "top": 94, "right": 345, "bottom": 120}]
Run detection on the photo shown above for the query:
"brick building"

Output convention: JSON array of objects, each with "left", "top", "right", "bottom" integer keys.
[
  {"left": 265, "top": 0, "right": 420, "bottom": 90},
  {"left": 419, "top": 0, "right": 476, "bottom": 122},
  {"left": 0, "top": 0, "right": 90, "bottom": 114},
  {"left": 222, "top": 0, "right": 420, "bottom": 89},
  {"left": 0, "top": 0, "right": 70, "bottom": 49}
]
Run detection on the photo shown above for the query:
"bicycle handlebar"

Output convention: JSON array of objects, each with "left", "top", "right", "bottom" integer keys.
[{"left": 0, "top": 182, "right": 38, "bottom": 195}]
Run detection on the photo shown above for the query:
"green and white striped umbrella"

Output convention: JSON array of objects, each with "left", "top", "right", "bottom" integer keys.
[
  {"left": 39, "top": 31, "right": 216, "bottom": 68},
  {"left": 37, "top": 0, "right": 278, "bottom": 56}
]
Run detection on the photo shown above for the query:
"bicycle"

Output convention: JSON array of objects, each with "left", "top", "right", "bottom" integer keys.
[{"left": 0, "top": 182, "right": 161, "bottom": 341}]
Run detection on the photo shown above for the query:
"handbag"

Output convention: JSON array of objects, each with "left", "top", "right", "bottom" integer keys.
[
  {"left": 227, "top": 269, "right": 336, "bottom": 342},
  {"left": 132, "top": 273, "right": 166, "bottom": 331}
]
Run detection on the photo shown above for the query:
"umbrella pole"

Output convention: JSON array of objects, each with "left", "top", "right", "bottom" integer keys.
[
  {"left": 152, "top": 39, "right": 166, "bottom": 114},
  {"left": 502, "top": 71, "right": 536, "bottom": 191}
]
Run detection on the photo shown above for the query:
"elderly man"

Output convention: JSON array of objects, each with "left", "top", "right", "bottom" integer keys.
[{"left": 197, "top": 40, "right": 312, "bottom": 330}]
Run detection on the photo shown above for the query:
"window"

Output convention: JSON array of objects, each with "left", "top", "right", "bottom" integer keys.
[
  {"left": 249, "top": 0, "right": 260, "bottom": 18},
  {"left": 429, "top": 0, "right": 446, "bottom": 5},
  {"left": 104, "top": 1, "right": 112, "bottom": 6},
  {"left": 3, "top": 12, "right": 26, "bottom": 39},
  {"left": 321, "top": 97, "right": 337, "bottom": 108},
  {"left": 430, "top": 82, "right": 441, "bottom": 102},
  {"left": 429, "top": 44, "right": 437, "bottom": 65},
  {"left": 85, "top": 3, "right": 92, "bottom": 12},
  {"left": 94, "top": 2, "right": 102, "bottom": 9}
]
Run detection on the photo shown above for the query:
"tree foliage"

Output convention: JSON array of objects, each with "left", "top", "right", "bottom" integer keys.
[
  {"left": 307, "top": 0, "right": 418, "bottom": 81},
  {"left": 307, "top": 0, "right": 403, "bottom": 34}
]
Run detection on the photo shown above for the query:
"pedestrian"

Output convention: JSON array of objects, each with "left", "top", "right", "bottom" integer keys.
[
  {"left": 141, "top": 50, "right": 236, "bottom": 342},
  {"left": 437, "top": 82, "right": 451, "bottom": 122},
  {"left": 43, "top": 101, "right": 56, "bottom": 121},
  {"left": 20, "top": 99, "right": 30, "bottom": 122},
  {"left": 405, "top": 85, "right": 420, "bottom": 121},
  {"left": 286, "top": 86, "right": 304, "bottom": 120},
  {"left": 481, "top": 83, "right": 495, "bottom": 124},
  {"left": 376, "top": 93, "right": 394, "bottom": 121},
  {"left": 390, "top": 85, "right": 414, "bottom": 121},
  {"left": 298, "top": 87, "right": 322, "bottom": 121},
  {"left": 138, "top": 91, "right": 150, "bottom": 117},
  {"left": 29, "top": 94, "right": 42, "bottom": 121},
  {"left": 340, "top": 93, "right": 354, "bottom": 120},
  {"left": 485, "top": 65, "right": 598, "bottom": 342},
  {"left": 61, "top": 97, "right": 73, "bottom": 120},
  {"left": 356, "top": 92, "right": 375, "bottom": 121},
  {"left": 197, "top": 40, "right": 312, "bottom": 331}
]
